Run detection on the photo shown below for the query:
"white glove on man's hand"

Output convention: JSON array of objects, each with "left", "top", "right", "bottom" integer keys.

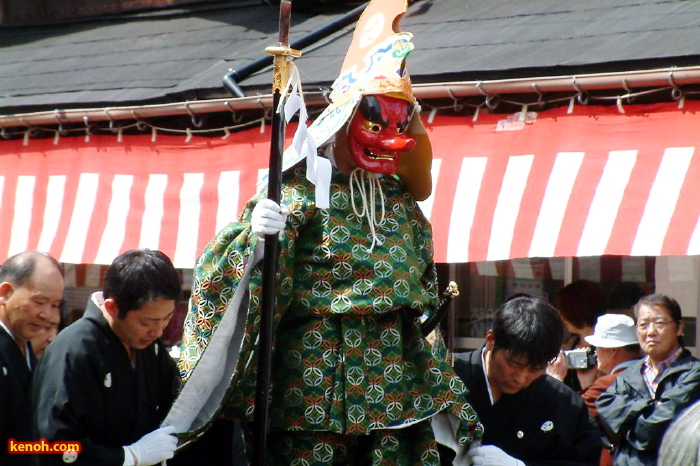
[
  {"left": 468, "top": 444, "right": 525, "bottom": 466},
  {"left": 123, "top": 425, "right": 178, "bottom": 466},
  {"left": 251, "top": 198, "right": 290, "bottom": 239}
]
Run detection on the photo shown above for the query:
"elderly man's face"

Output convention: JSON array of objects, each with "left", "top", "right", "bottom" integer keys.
[
  {"left": 636, "top": 303, "right": 683, "bottom": 364},
  {"left": 0, "top": 261, "right": 64, "bottom": 344},
  {"left": 595, "top": 347, "right": 616, "bottom": 374}
]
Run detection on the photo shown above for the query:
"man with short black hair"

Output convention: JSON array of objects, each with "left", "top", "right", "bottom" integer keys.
[
  {"left": 452, "top": 297, "right": 601, "bottom": 465},
  {"left": 0, "top": 251, "right": 64, "bottom": 465},
  {"left": 33, "top": 249, "right": 182, "bottom": 465}
]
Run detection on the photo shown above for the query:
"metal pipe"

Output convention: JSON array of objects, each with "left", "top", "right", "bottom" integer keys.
[
  {"left": 223, "top": 2, "right": 367, "bottom": 97},
  {"left": 409, "top": 66, "right": 700, "bottom": 100},
  {"left": 2, "top": 66, "right": 700, "bottom": 129}
]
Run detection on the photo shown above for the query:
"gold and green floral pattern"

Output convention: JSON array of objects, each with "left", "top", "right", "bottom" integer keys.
[{"left": 178, "top": 164, "right": 482, "bottom": 461}]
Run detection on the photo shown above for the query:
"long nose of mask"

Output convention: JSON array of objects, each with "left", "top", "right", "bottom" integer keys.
[{"left": 380, "top": 137, "right": 417, "bottom": 152}]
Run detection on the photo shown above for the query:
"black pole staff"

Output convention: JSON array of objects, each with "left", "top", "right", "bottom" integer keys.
[{"left": 254, "top": 2, "right": 300, "bottom": 465}]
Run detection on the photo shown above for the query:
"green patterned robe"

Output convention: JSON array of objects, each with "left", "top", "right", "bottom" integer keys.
[{"left": 178, "top": 163, "right": 482, "bottom": 463}]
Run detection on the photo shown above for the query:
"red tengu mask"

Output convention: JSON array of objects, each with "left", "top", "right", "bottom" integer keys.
[{"left": 346, "top": 94, "right": 417, "bottom": 174}]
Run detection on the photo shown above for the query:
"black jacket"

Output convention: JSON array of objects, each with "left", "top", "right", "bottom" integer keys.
[
  {"left": 453, "top": 347, "right": 601, "bottom": 465},
  {"left": 32, "top": 295, "right": 180, "bottom": 465},
  {"left": 0, "top": 326, "right": 36, "bottom": 466},
  {"left": 596, "top": 349, "right": 700, "bottom": 465}
]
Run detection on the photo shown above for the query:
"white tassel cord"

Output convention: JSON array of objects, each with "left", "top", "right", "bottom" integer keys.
[{"left": 349, "top": 168, "right": 386, "bottom": 253}]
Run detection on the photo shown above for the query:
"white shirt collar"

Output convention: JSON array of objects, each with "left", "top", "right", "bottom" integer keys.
[
  {"left": 481, "top": 346, "right": 496, "bottom": 405},
  {"left": 0, "top": 319, "right": 15, "bottom": 341},
  {"left": 0, "top": 320, "right": 33, "bottom": 369}
]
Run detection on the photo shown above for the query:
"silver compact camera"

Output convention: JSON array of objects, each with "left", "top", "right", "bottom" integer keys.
[{"left": 564, "top": 348, "right": 597, "bottom": 370}]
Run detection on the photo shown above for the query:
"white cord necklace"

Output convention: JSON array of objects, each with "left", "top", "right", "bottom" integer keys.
[{"left": 349, "top": 168, "right": 386, "bottom": 253}]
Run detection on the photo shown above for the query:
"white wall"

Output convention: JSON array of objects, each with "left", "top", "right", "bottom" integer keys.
[{"left": 655, "top": 256, "right": 700, "bottom": 357}]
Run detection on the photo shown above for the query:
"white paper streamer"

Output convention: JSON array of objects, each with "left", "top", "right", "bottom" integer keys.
[{"left": 277, "top": 64, "right": 332, "bottom": 208}]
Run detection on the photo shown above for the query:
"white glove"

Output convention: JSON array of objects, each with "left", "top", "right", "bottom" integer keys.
[
  {"left": 123, "top": 425, "right": 178, "bottom": 466},
  {"left": 468, "top": 444, "right": 525, "bottom": 466},
  {"left": 251, "top": 198, "right": 290, "bottom": 239}
]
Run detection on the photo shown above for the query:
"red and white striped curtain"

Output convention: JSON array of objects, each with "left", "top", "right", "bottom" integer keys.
[{"left": 1, "top": 101, "right": 698, "bottom": 268}]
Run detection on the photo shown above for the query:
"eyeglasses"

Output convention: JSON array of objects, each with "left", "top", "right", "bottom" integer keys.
[{"left": 636, "top": 319, "right": 674, "bottom": 331}]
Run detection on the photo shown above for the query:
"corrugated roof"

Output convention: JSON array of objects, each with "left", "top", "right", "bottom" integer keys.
[{"left": 2, "top": 0, "right": 700, "bottom": 113}]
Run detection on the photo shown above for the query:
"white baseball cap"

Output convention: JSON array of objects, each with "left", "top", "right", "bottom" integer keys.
[{"left": 584, "top": 314, "right": 638, "bottom": 348}]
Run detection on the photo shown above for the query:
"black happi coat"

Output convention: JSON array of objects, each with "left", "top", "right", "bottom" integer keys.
[
  {"left": 0, "top": 326, "right": 36, "bottom": 466},
  {"left": 454, "top": 346, "right": 601, "bottom": 465},
  {"left": 32, "top": 296, "right": 179, "bottom": 465}
]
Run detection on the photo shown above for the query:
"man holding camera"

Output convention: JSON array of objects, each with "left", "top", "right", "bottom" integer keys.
[
  {"left": 451, "top": 297, "right": 601, "bottom": 465},
  {"left": 580, "top": 314, "right": 642, "bottom": 466}
]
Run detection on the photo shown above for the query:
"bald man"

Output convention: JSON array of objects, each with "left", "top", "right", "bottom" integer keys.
[{"left": 0, "top": 252, "right": 64, "bottom": 464}]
